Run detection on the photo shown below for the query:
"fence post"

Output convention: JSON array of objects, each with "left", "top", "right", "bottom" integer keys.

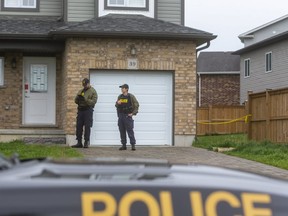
[
  {"left": 247, "top": 91, "right": 253, "bottom": 140},
  {"left": 208, "top": 105, "right": 212, "bottom": 134},
  {"left": 266, "top": 89, "right": 271, "bottom": 141}
]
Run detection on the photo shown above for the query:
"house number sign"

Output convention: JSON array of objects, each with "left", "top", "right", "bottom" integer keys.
[{"left": 127, "top": 58, "right": 138, "bottom": 70}]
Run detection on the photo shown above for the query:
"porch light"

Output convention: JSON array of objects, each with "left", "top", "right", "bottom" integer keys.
[
  {"left": 130, "top": 45, "right": 137, "bottom": 56},
  {"left": 11, "top": 58, "right": 16, "bottom": 69}
]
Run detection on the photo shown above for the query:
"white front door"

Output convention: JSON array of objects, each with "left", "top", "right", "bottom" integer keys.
[
  {"left": 90, "top": 71, "right": 173, "bottom": 146},
  {"left": 23, "top": 57, "right": 56, "bottom": 125}
]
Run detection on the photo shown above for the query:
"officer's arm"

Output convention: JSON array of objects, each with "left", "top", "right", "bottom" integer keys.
[
  {"left": 131, "top": 95, "right": 139, "bottom": 115},
  {"left": 115, "top": 95, "right": 121, "bottom": 108},
  {"left": 86, "top": 89, "right": 98, "bottom": 107},
  {"left": 74, "top": 90, "right": 82, "bottom": 104}
]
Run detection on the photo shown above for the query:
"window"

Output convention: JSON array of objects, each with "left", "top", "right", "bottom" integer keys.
[
  {"left": 265, "top": 52, "right": 272, "bottom": 72},
  {"left": 2, "top": 0, "right": 39, "bottom": 11},
  {"left": 105, "top": 0, "right": 148, "bottom": 10},
  {"left": 244, "top": 59, "right": 250, "bottom": 78},
  {"left": 0, "top": 58, "right": 4, "bottom": 86}
]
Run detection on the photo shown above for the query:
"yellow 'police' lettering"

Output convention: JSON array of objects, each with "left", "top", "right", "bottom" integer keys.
[
  {"left": 119, "top": 99, "right": 128, "bottom": 103},
  {"left": 160, "top": 191, "right": 174, "bottom": 216},
  {"left": 190, "top": 192, "right": 205, "bottom": 216},
  {"left": 206, "top": 191, "right": 241, "bottom": 216},
  {"left": 81, "top": 190, "right": 273, "bottom": 216},
  {"left": 118, "top": 190, "right": 160, "bottom": 216},
  {"left": 242, "top": 193, "right": 272, "bottom": 216},
  {"left": 82, "top": 192, "right": 116, "bottom": 216}
]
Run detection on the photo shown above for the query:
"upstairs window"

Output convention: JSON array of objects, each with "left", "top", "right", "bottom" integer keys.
[
  {"left": 2, "top": 0, "right": 39, "bottom": 11},
  {"left": 265, "top": 52, "right": 272, "bottom": 73},
  {"left": 244, "top": 59, "right": 250, "bottom": 78},
  {"left": 105, "top": 0, "right": 148, "bottom": 11}
]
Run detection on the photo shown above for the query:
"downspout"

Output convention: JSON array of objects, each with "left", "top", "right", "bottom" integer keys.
[
  {"left": 196, "top": 41, "right": 211, "bottom": 53},
  {"left": 195, "top": 41, "right": 211, "bottom": 141},
  {"left": 196, "top": 41, "right": 211, "bottom": 107},
  {"left": 198, "top": 73, "right": 201, "bottom": 107}
]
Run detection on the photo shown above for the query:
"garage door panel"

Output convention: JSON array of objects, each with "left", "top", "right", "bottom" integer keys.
[
  {"left": 138, "top": 95, "right": 167, "bottom": 104},
  {"left": 136, "top": 123, "right": 168, "bottom": 131},
  {"left": 90, "top": 71, "right": 173, "bottom": 145},
  {"left": 136, "top": 114, "right": 167, "bottom": 122},
  {"left": 92, "top": 122, "right": 118, "bottom": 131}
]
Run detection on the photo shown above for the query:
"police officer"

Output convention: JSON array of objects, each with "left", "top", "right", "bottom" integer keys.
[
  {"left": 72, "top": 78, "right": 98, "bottom": 148},
  {"left": 115, "top": 84, "right": 139, "bottom": 151}
]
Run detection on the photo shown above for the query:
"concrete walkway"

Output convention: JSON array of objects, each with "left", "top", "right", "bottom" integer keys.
[{"left": 77, "top": 146, "right": 288, "bottom": 181}]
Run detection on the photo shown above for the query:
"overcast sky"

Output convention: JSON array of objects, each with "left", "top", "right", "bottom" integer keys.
[{"left": 185, "top": 0, "right": 287, "bottom": 52}]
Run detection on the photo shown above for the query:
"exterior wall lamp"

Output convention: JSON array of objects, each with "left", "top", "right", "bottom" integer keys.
[
  {"left": 11, "top": 58, "right": 16, "bottom": 69},
  {"left": 130, "top": 45, "right": 137, "bottom": 56}
]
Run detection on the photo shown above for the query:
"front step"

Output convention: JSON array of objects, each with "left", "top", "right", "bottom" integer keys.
[
  {"left": 0, "top": 129, "right": 66, "bottom": 144},
  {"left": 23, "top": 137, "right": 66, "bottom": 144}
]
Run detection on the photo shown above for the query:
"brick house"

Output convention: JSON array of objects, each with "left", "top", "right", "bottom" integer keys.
[
  {"left": 0, "top": 0, "right": 216, "bottom": 146},
  {"left": 197, "top": 52, "right": 240, "bottom": 107}
]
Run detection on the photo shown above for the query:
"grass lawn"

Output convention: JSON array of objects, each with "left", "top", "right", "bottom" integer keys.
[
  {"left": 0, "top": 141, "right": 82, "bottom": 160},
  {"left": 193, "top": 134, "right": 288, "bottom": 170}
]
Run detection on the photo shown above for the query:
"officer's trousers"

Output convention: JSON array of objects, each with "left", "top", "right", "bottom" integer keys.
[
  {"left": 76, "top": 108, "right": 93, "bottom": 142},
  {"left": 118, "top": 113, "right": 136, "bottom": 146}
]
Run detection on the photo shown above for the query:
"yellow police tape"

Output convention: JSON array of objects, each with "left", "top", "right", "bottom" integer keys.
[{"left": 197, "top": 114, "right": 252, "bottom": 125}]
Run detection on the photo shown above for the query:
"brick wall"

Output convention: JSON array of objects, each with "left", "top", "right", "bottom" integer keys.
[
  {"left": 0, "top": 53, "right": 23, "bottom": 128},
  {"left": 0, "top": 53, "right": 63, "bottom": 129},
  {"left": 197, "top": 74, "right": 240, "bottom": 107},
  {"left": 62, "top": 38, "right": 197, "bottom": 136}
]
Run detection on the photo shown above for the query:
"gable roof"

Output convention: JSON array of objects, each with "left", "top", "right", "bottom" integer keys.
[
  {"left": 197, "top": 52, "right": 240, "bottom": 73},
  {"left": 239, "top": 14, "right": 288, "bottom": 40},
  {"left": 50, "top": 14, "right": 216, "bottom": 46},
  {"left": 234, "top": 30, "right": 288, "bottom": 55},
  {"left": 0, "top": 14, "right": 216, "bottom": 46}
]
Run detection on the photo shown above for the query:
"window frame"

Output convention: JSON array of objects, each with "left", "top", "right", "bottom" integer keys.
[
  {"left": 265, "top": 51, "right": 272, "bottom": 73},
  {"left": 0, "top": 58, "right": 4, "bottom": 86},
  {"left": 1, "top": 0, "right": 39, "bottom": 12},
  {"left": 104, "top": 0, "right": 149, "bottom": 11},
  {"left": 244, "top": 58, "right": 250, "bottom": 78}
]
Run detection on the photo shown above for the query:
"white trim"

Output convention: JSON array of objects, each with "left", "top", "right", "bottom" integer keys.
[
  {"left": 4, "top": 0, "right": 37, "bottom": 8},
  {"left": 107, "top": 0, "right": 146, "bottom": 8},
  {"left": 0, "top": 58, "right": 4, "bottom": 86},
  {"left": 197, "top": 71, "right": 240, "bottom": 75},
  {"left": 99, "top": 0, "right": 154, "bottom": 18},
  {"left": 239, "top": 14, "right": 288, "bottom": 38}
]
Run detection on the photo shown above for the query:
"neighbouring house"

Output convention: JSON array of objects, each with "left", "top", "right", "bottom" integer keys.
[
  {"left": 234, "top": 14, "right": 288, "bottom": 103},
  {"left": 197, "top": 52, "right": 240, "bottom": 107},
  {"left": 0, "top": 0, "right": 216, "bottom": 146}
]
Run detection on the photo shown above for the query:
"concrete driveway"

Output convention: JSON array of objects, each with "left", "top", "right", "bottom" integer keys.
[{"left": 77, "top": 146, "right": 288, "bottom": 181}]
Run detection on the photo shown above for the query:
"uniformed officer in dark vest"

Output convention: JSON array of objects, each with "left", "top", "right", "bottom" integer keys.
[
  {"left": 72, "top": 78, "right": 98, "bottom": 148},
  {"left": 115, "top": 84, "right": 139, "bottom": 151}
]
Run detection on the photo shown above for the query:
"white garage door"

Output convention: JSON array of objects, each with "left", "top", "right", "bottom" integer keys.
[{"left": 90, "top": 71, "right": 173, "bottom": 146}]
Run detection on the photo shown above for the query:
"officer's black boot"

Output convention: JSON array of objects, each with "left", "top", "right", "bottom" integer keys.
[
  {"left": 119, "top": 145, "right": 127, "bottom": 150},
  {"left": 131, "top": 144, "right": 136, "bottom": 151},
  {"left": 71, "top": 141, "right": 83, "bottom": 148},
  {"left": 83, "top": 141, "right": 89, "bottom": 148}
]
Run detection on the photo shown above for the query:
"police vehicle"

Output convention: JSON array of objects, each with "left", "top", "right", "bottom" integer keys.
[{"left": 0, "top": 155, "right": 288, "bottom": 216}]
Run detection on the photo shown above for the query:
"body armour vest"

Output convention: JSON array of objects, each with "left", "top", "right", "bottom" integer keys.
[{"left": 117, "top": 94, "right": 133, "bottom": 114}]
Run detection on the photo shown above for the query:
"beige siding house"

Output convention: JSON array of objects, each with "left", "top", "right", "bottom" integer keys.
[{"left": 0, "top": 0, "right": 216, "bottom": 146}]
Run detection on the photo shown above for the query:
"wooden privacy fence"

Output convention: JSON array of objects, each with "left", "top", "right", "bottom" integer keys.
[
  {"left": 197, "top": 106, "right": 248, "bottom": 135},
  {"left": 248, "top": 88, "right": 288, "bottom": 143}
]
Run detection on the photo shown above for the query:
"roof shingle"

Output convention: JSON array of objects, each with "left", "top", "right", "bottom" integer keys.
[
  {"left": 50, "top": 14, "right": 216, "bottom": 45},
  {"left": 197, "top": 52, "right": 240, "bottom": 72}
]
